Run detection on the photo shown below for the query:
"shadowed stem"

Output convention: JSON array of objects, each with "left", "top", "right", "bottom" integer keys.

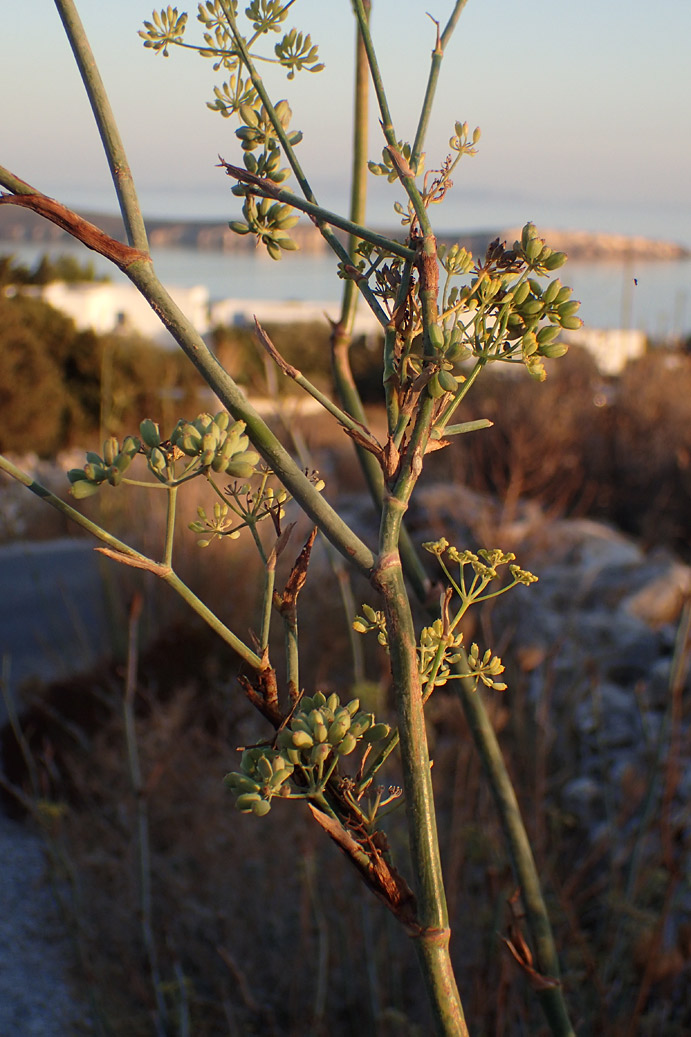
[{"left": 123, "top": 595, "right": 167, "bottom": 1036}]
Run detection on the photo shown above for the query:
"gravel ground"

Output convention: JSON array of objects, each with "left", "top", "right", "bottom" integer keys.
[{"left": 0, "top": 811, "right": 88, "bottom": 1035}]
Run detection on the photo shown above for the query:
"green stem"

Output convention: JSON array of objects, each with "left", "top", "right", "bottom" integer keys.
[
  {"left": 339, "top": 0, "right": 371, "bottom": 337},
  {"left": 222, "top": 166, "right": 415, "bottom": 266},
  {"left": 282, "top": 605, "right": 300, "bottom": 702},
  {"left": 0, "top": 454, "right": 262, "bottom": 671},
  {"left": 374, "top": 495, "right": 466, "bottom": 1036},
  {"left": 260, "top": 559, "right": 275, "bottom": 653},
  {"left": 163, "top": 484, "right": 177, "bottom": 569},
  {"left": 0, "top": 166, "right": 39, "bottom": 197},
  {"left": 351, "top": 0, "right": 431, "bottom": 236},
  {"left": 53, "top": 0, "right": 149, "bottom": 252},
  {"left": 455, "top": 669, "right": 574, "bottom": 1035},
  {"left": 123, "top": 260, "right": 376, "bottom": 578},
  {"left": 255, "top": 320, "right": 375, "bottom": 435},
  {"left": 410, "top": 1, "right": 471, "bottom": 170}
]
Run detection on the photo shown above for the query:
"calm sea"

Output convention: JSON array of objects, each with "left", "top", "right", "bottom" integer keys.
[{"left": 5, "top": 240, "right": 691, "bottom": 339}]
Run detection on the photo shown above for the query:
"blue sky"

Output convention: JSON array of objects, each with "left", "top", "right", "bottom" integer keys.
[{"left": 3, "top": 1, "right": 691, "bottom": 244}]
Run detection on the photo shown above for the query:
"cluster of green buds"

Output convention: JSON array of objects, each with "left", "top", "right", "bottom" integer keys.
[
  {"left": 439, "top": 242, "right": 475, "bottom": 279},
  {"left": 66, "top": 412, "right": 261, "bottom": 499},
  {"left": 226, "top": 100, "right": 301, "bottom": 259},
  {"left": 224, "top": 747, "right": 294, "bottom": 817},
  {"left": 207, "top": 73, "right": 258, "bottom": 117},
  {"left": 425, "top": 322, "right": 466, "bottom": 399},
  {"left": 229, "top": 195, "right": 299, "bottom": 260},
  {"left": 233, "top": 100, "right": 301, "bottom": 156},
  {"left": 465, "top": 643, "right": 508, "bottom": 691},
  {"left": 368, "top": 139, "right": 423, "bottom": 183},
  {"left": 418, "top": 619, "right": 465, "bottom": 691},
  {"left": 273, "top": 27, "right": 324, "bottom": 79},
  {"left": 352, "top": 604, "right": 388, "bottom": 649},
  {"left": 139, "top": 5, "right": 187, "bottom": 57},
  {"left": 170, "top": 411, "right": 260, "bottom": 477},
  {"left": 67, "top": 435, "right": 140, "bottom": 498},
  {"left": 276, "top": 691, "right": 390, "bottom": 764},
  {"left": 224, "top": 691, "right": 391, "bottom": 817},
  {"left": 437, "top": 224, "right": 582, "bottom": 381}
]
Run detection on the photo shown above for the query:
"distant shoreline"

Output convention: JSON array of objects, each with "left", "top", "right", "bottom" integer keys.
[{"left": 1, "top": 206, "right": 688, "bottom": 263}]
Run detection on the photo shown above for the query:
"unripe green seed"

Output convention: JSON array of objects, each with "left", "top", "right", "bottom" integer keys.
[
  {"left": 139, "top": 419, "right": 160, "bottom": 449},
  {"left": 336, "top": 733, "right": 358, "bottom": 756},
  {"left": 427, "top": 373, "right": 446, "bottom": 399},
  {"left": 327, "top": 717, "right": 351, "bottom": 744},
  {"left": 540, "top": 341, "right": 569, "bottom": 358},
  {"left": 362, "top": 723, "right": 391, "bottom": 743},
  {"left": 291, "top": 730, "right": 314, "bottom": 750},
  {"left": 437, "top": 368, "right": 458, "bottom": 393},
  {"left": 558, "top": 300, "right": 581, "bottom": 318},
  {"left": 103, "top": 437, "right": 119, "bottom": 466}
]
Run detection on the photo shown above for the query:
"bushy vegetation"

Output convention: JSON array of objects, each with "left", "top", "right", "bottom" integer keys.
[
  {"left": 440, "top": 346, "right": 691, "bottom": 560},
  {"left": 0, "top": 250, "right": 109, "bottom": 286},
  {"left": 0, "top": 292, "right": 202, "bottom": 456}
]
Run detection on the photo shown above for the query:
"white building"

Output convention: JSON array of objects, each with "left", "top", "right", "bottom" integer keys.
[
  {"left": 38, "top": 281, "right": 210, "bottom": 348},
  {"left": 561, "top": 327, "right": 647, "bottom": 376},
  {"left": 209, "top": 296, "right": 382, "bottom": 340},
  {"left": 28, "top": 281, "right": 647, "bottom": 375}
]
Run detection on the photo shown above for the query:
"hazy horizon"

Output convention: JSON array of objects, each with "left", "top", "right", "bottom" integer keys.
[{"left": 3, "top": 2, "right": 690, "bottom": 247}]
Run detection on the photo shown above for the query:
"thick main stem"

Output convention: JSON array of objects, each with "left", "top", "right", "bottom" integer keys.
[{"left": 375, "top": 497, "right": 466, "bottom": 1036}]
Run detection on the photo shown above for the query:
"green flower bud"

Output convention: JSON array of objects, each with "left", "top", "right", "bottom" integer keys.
[
  {"left": 525, "top": 236, "right": 542, "bottom": 262},
  {"left": 224, "top": 773, "right": 261, "bottom": 794},
  {"left": 310, "top": 743, "right": 331, "bottom": 766},
  {"left": 427, "top": 373, "right": 446, "bottom": 399},
  {"left": 327, "top": 717, "right": 351, "bottom": 745},
  {"left": 149, "top": 447, "right": 167, "bottom": 474},
  {"left": 291, "top": 730, "right": 314, "bottom": 750},
  {"left": 558, "top": 300, "right": 581, "bottom": 319},
  {"left": 362, "top": 723, "right": 391, "bottom": 743},
  {"left": 256, "top": 755, "right": 274, "bottom": 783},
  {"left": 536, "top": 325, "right": 561, "bottom": 345},
  {"left": 437, "top": 368, "right": 458, "bottom": 393},
  {"left": 543, "top": 251, "right": 567, "bottom": 270},
  {"left": 349, "top": 713, "right": 373, "bottom": 739},
  {"left": 139, "top": 419, "right": 160, "bottom": 449},
  {"left": 521, "top": 331, "right": 538, "bottom": 357},
  {"left": 335, "top": 733, "right": 358, "bottom": 756},
  {"left": 540, "top": 342, "right": 569, "bottom": 358},
  {"left": 103, "top": 437, "right": 119, "bottom": 466},
  {"left": 512, "top": 281, "right": 530, "bottom": 306},
  {"left": 70, "top": 479, "right": 102, "bottom": 499}
]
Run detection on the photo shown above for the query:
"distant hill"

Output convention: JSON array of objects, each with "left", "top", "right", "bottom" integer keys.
[{"left": 1, "top": 204, "right": 688, "bottom": 262}]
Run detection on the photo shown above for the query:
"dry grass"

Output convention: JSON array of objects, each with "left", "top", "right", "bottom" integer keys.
[{"left": 3, "top": 345, "right": 691, "bottom": 1033}]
